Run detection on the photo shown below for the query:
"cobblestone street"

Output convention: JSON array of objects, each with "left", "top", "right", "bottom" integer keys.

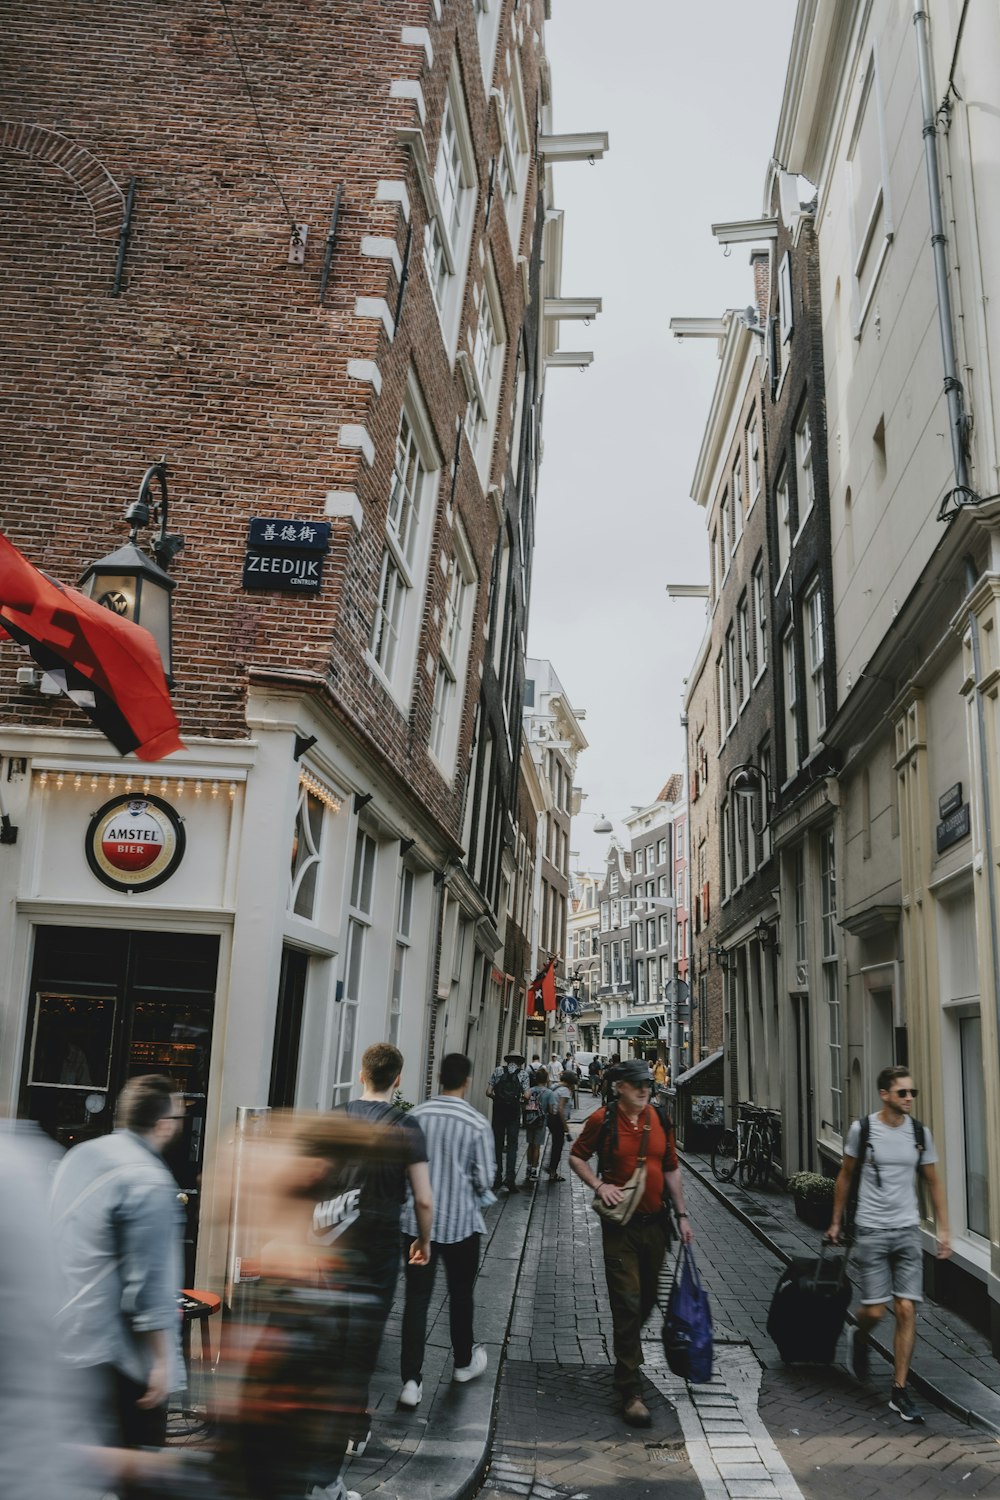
[{"left": 477, "top": 1101, "right": 1000, "bottom": 1500}]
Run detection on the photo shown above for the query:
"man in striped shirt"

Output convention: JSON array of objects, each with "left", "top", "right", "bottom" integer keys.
[{"left": 398, "top": 1053, "right": 496, "bottom": 1407}]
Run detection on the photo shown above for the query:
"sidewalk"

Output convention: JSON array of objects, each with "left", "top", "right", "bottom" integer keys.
[
  {"left": 681, "top": 1147, "right": 1000, "bottom": 1436},
  {"left": 344, "top": 1133, "right": 537, "bottom": 1500}
]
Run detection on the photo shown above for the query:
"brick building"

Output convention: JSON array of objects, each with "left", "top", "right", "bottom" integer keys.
[{"left": 0, "top": 0, "right": 605, "bottom": 1286}]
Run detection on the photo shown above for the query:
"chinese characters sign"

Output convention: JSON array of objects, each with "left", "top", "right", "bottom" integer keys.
[{"left": 243, "top": 518, "right": 331, "bottom": 593}]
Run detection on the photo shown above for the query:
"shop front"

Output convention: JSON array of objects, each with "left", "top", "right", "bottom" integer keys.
[{"left": 602, "top": 1011, "right": 665, "bottom": 1059}]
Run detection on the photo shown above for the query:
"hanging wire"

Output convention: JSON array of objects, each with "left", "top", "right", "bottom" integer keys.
[{"left": 217, "top": 0, "right": 298, "bottom": 232}]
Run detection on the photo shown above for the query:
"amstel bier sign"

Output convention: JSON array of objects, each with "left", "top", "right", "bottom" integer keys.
[{"left": 85, "top": 794, "right": 186, "bottom": 893}]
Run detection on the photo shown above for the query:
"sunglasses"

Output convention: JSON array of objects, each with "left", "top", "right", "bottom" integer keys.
[{"left": 890, "top": 1088, "right": 918, "bottom": 1098}]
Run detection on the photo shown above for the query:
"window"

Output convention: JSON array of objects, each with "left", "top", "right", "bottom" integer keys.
[
  {"left": 601, "top": 943, "right": 611, "bottom": 987},
  {"left": 732, "top": 457, "right": 743, "bottom": 543},
  {"left": 675, "top": 823, "right": 684, "bottom": 858},
  {"left": 496, "top": 58, "right": 529, "bottom": 248},
  {"left": 659, "top": 915, "right": 670, "bottom": 946},
  {"left": 738, "top": 597, "right": 751, "bottom": 708},
  {"left": 820, "top": 829, "right": 842, "bottom": 1135},
  {"left": 610, "top": 868, "right": 619, "bottom": 895},
  {"left": 698, "top": 973, "right": 709, "bottom": 1058},
  {"left": 676, "top": 868, "right": 684, "bottom": 906},
  {"left": 717, "top": 652, "right": 727, "bottom": 745},
  {"left": 848, "top": 50, "right": 893, "bottom": 326},
  {"left": 726, "top": 627, "right": 738, "bottom": 730},
  {"left": 795, "top": 405, "right": 815, "bottom": 522},
  {"left": 523, "top": 677, "right": 535, "bottom": 708},
  {"left": 710, "top": 528, "right": 718, "bottom": 603},
  {"left": 636, "top": 958, "right": 646, "bottom": 1004},
  {"left": 464, "top": 262, "right": 506, "bottom": 481},
  {"left": 475, "top": 0, "right": 503, "bottom": 88},
  {"left": 752, "top": 560, "right": 767, "bottom": 677},
  {"left": 794, "top": 846, "right": 807, "bottom": 965},
  {"left": 659, "top": 874, "right": 669, "bottom": 898},
  {"left": 779, "top": 249, "right": 793, "bottom": 343},
  {"left": 783, "top": 626, "right": 799, "bottom": 779},
  {"left": 657, "top": 838, "right": 668, "bottom": 865},
  {"left": 289, "top": 786, "right": 323, "bottom": 919},
  {"left": 430, "top": 523, "right": 478, "bottom": 773},
  {"left": 611, "top": 941, "right": 622, "bottom": 986},
  {"left": 747, "top": 414, "right": 760, "bottom": 501},
  {"left": 721, "top": 494, "right": 731, "bottom": 575},
  {"left": 646, "top": 917, "right": 656, "bottom": 951},
  {"left": 721, "top": 798, "right": 732, "bottom": 899},
  {"left": 960, "top": 1015, "right": 990, "bottom": 1238},
  {"left": 424, "top": 69, "right": 477, "bottom": 351},
  {"left": 334, "top": 830, "right": 377, "bottom": 1104},
  {"left": 389, "top": 865, "right": 414, "bottom": 1047},
  {"left": 634, "top": 847, "right": 645, "bottom": 875},
  {"left": 370, "top": 385, "right": 439, "bottom": 703},
  {"left": 805, "top": 579, "right": 826, "bottom": 747},
  {"left": 775, "top": 466, "right": 791, "bottom": 581}
]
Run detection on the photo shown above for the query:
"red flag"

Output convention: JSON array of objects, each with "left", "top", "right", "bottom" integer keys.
[
  {"left": 0, "top": 530, "right": 183, "bottom": 761},
  {"left": 541, "top": 958, "right": 557, "bottom": 1013}
]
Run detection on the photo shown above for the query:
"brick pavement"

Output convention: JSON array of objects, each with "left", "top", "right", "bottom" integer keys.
[
  {"left": 680, "top": 1168, "right": 1000, "bottom": 1497},
  {"left": 683, "top": 1146, "right": 1000, "bottom": 1434},
  {"left": 484, "top": 1095, "right": 702, "bottom": 1498}
]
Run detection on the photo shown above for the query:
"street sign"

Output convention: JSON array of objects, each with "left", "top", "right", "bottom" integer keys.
[{"left": 243, "top": 518, "right": 331, "bottom": 594}]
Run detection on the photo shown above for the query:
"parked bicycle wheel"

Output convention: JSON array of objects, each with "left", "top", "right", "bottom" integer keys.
[
  {"left": 711, "top": 1128, "right": 739, "bottom": 1182},
  {"left": 737, "top": 1139, "right": 759, "bottom": 1187}
]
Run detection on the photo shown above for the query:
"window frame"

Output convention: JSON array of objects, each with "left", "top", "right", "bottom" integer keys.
[
  {"left": 430, "top": 520, "right": 479, "bottom": 775},
  {"left": 423, "top": 63, "right": 478, "bottom": 356}
]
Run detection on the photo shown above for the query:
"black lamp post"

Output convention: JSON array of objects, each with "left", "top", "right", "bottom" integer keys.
[
  {"left": 754, "top": 914, "right": 780, "bottom": 953},
  {"left": 726, "top": 760, "right": 773, "bottom": 832},
  {"left": 78, "top": 460, "right": 184, "bottom": 682}
]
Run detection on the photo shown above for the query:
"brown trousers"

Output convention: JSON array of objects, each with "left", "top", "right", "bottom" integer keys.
[{"left": 600, "top": 1215, "right": 669, "bottom": 1397}]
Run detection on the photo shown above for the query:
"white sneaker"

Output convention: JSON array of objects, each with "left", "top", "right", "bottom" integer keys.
[
  {"left": 398, "top": 1379, "right": 423, "bottom": 1408},
  {"left": 345, "top": 1424, "right": 370, "bottom": 1457},
  {"left": 453, "top": 1344, "right": 488, "bottom": 1383}
]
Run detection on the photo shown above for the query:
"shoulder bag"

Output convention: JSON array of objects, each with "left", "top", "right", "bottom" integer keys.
[{"left": 592, "top": 1109, "right": 650, "bottom": 1226}]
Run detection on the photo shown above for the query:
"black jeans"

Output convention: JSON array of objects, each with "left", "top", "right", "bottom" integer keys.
[
  {"left": 349, "top": 1225, "right": 403, "bottom": 1418},
  {"left": 400, "top": 1232, "right": 480, "bottom": 1382},
  {"left": 547, "top": 1115, "right": 566, "bottom": 1173},
  {"left": 600, "top": 1215, "right": 670, "bottom": 1398},
  {"left": 493, "top": 1108, "right": 520, "bottom": 1184}
]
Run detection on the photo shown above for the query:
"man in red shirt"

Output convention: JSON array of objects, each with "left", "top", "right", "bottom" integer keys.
[{"left": 570, "top": 1059, "right": 694, "bottom": 1427}]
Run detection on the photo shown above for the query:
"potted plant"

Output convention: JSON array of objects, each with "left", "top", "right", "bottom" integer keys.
[{"left": 787, "top": 1171, "right": 835, "bottom": 1231}]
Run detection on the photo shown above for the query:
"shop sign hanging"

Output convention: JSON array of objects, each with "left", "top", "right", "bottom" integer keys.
[{"left": 85, "top": 793, "right": 186, "bottom": 892}]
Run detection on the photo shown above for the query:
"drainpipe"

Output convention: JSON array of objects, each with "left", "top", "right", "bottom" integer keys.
[{"left": 913, "top": 4, "right": 1000, "bottom": 1073}]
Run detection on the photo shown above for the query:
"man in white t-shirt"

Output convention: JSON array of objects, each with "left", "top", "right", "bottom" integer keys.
[{"left": 828, "top": 1066, "right": 950, "bottom": 1424}]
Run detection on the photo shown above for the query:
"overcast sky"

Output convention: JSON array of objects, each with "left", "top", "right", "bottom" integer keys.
[{"left": 529, "top": 0, "right": 797, "bottom": 869}]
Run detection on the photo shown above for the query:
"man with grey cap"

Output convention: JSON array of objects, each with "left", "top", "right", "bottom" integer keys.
[
  {"left": 486, "top": 1051, "right": 530, "bottom": 1192},
  {"left": 571, "top": 1059, "right": 693, "bottom": 1427}
]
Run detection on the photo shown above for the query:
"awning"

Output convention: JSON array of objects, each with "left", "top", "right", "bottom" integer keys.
[
  {"left": 673, "top": 1047, "right": 723, "bottom": 1089},
  {"left": 602, "top": 1013, "right": 664, "bottom": 1040}
]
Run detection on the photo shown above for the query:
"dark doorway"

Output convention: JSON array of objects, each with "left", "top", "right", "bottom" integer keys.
[
  {"left": 269, "top": 945, "right": 308, "bottom": 1108},
  {"left": 21, "top": 925, "right": 220, "bottom": 1279}
]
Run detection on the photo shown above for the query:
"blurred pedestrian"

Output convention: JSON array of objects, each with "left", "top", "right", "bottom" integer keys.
[
  {"left": 522, "top": 1066, "right": 549, "bottom": 1184},
  {"left": 320, "top": 1043, "right": 432, "bottom": 1460},
  {"left": 588, "top": 1056, "right": 603, "bottom": 1094},
  {"left": 601, "top": 1054, "right": 622, "bottom": 1105},
  {"left": 51, "top": 1076, "right": 185, "bottom": 1461},
  {"left": 546, "top": 1071, "right": 574, "bottom": 1182},
  {"left": 0, "top": 1122, "right": 83, "bottom": 1500},
  {"left": 215, "top": 1109, "right": 407, "bottom": 1500},
  {"left": 570, "top": 1059, "right": 693, "bottom": 1427},
  {"left": 652, "top": 1058, "right": 668, "bottom": 1089},
  {"left": 563, "top": 1057, "right": 580, "bottom": 1108},
  {"left": 528, "top": 1054, "right": 544, "bottom": 1085},
  {"left": 399, "top": 1054, "right": 496, "bottom": 1407},
  {"left": 486, "top": 1050, "right": 529, "bottom": 1192}
]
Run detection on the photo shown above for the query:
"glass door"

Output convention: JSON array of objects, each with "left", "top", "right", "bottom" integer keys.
[{"left": 21, "top": 925, "right": 219, "bottom": 1279}]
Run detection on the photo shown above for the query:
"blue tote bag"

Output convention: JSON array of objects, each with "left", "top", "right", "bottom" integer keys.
[{"left": 662, "top": 1243, "right": 713, "bottom": 1383}]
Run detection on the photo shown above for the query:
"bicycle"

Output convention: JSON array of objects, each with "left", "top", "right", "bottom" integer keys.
[{"left": 711, "top": 1102, "right": 772, "bottom": 1186}]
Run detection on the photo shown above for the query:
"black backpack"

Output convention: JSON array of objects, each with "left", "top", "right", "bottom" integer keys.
[
  {"left": 842, "top": 1113, "right": 926, "bottom": 1244},
  {"left": 494, "top": 1067, "right": 523, "bottom": 1109}
]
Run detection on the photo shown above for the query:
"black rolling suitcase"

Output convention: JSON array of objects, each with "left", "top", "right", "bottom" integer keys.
[{"left": 766, "top": 1242, "right": 852, "bottom": 1364}]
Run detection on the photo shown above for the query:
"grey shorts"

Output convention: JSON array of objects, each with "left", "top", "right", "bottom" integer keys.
[
  {"left": 525, "top": 1118, "right": 546, "bottom": 1144},
  {"left": 852, "top": 1225, "right": 924, "bottom": 1305}
]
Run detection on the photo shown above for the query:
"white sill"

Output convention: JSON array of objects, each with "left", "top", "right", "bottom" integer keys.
[
  {"left": 732, "top": 529, "right": 744, "bottom": 557},
  {"left": 773, "top": 562, "right": 790, "bottom": 596},
  {"left": 792, "top": 500, "right": 814, "bottom": 545},
  {"left": 747, "top": 489, "right": 760, "bottom": 514},
  {"left": 774, "top": 361, "right": 789, "bottom": 402},
  {"left": 428, "top": 746, "right": 457, "bottom": 785},
  {"left": 753, "top": 664, "right": 767, "bottom": 689},
  {"left": 365, "top": 649, "right": 411, "bottom": 715}
]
